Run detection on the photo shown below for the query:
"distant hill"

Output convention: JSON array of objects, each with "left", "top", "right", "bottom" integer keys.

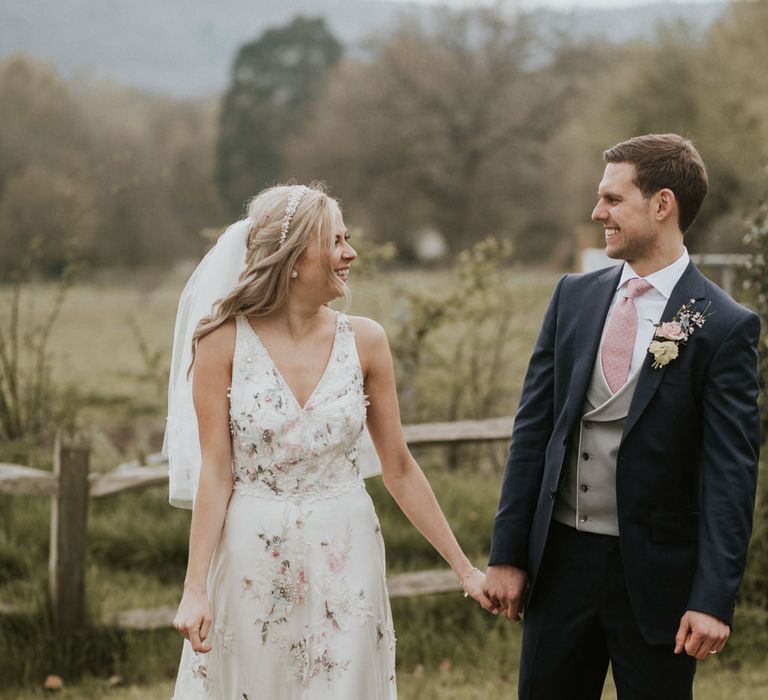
[{"left": 0, "top": 0, "right": 728, "bottom": 97}]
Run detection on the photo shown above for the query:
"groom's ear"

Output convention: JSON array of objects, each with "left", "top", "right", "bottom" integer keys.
[{"left": 653, "top": 188, "right": 677, "bottom": 224}]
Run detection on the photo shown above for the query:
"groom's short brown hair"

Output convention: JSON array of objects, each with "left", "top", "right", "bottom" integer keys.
[{"left": 603, "top": 134, "right": 708, "bottom": 233}]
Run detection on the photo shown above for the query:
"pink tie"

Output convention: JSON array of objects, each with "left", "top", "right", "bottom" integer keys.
[{"left": 600, "top": 278, "right": 653, "bottom": 393}]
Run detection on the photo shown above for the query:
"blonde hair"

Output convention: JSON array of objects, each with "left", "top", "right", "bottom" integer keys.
[{"left": 190, "top": 183, "right": 348, "bottom": 370}]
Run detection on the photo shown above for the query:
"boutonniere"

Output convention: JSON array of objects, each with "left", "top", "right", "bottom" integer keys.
[{"left": 647, "top": 299, "right": 713, "bottom": 369}]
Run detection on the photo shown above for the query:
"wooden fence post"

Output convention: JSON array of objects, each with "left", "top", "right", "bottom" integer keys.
[{"left": 49, "top": 431, "right": 90, "bottom": 631}]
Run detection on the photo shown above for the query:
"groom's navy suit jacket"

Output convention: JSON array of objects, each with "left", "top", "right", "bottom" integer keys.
[{"left": 489, "top": 261, "right": 761, "bottom": 644}]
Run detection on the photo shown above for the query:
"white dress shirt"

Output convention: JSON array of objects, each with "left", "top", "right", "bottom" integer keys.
[{"left": 600, "top": 248, "right": 690, "bottom": 379}]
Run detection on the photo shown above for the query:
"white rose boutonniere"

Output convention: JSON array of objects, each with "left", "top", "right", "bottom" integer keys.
[
  {"left": 648, "top": 300, "right": 713, "bottom": 370},
  {"left": 649, "top": 340, "right": 679, "bottom": 368}
]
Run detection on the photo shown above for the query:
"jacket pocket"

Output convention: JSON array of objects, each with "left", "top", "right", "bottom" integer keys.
[{"left": 650, "top": 512, "right": 699, "bottom": 542}]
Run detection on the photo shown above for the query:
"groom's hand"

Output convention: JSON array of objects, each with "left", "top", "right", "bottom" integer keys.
[
  {"left": 674, "top": 610, "right": 730, "bottom": 659},
  {"left": 482, "top": 564, "right": 528, "bottom": 621}
]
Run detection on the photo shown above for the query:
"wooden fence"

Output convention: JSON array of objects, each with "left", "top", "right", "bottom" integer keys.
[{"left": 0, "top": 416, "right": 514, "bottom": 633}]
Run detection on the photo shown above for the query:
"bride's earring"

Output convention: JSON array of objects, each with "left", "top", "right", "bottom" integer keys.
[{"left": 290, "top": 270, "right": 298, "bottom": 279}]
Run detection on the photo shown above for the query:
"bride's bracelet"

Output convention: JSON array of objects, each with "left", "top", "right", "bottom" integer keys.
[{"left": 459, "top": 566, "right": 481, "bottom": 590}]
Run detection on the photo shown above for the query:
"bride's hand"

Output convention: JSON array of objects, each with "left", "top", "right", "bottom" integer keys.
[
  {"left": 461, "top": 569, "right": 498, "bottom": 614},
  {"left": 173, "top": 589, "right": 213, "bottom": 653}
]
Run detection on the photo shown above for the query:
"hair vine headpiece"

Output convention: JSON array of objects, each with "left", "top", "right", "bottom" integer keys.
[{"left": 279, "top": 185, "right": 310, "bottom": 247}]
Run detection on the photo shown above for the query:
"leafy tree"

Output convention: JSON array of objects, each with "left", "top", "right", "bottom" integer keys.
[
  {"left": 0, "top": 54, "right": 90, "bottom": 188},
  {"left": 0, "top": 165, "right": 97, "bottom": 278},
  {"left": 0, "top": 58, "right": 96, "bottom": 277},
  {"left": 287, "top": 10, "right": 548, "bottom": 258},
  {"left": 216, "top": 17, "right": 343, "bottom": 214},
  {"left": 691, "top": 0, "right": 768, "bottom": 252},
  {"left": 0, "top": 55, "right": 226, "bottom": 276}
]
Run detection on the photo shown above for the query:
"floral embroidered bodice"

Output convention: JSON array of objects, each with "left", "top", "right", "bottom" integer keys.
[{"left": 229, "top": 313, "right": 367, "bottom": 501}]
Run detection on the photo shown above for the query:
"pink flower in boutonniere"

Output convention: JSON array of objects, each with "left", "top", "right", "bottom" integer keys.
[
  {"left": 657, "top": 321, "right": 686, "bottom": 341},
  {"left": 647, "top": 300, "right": 713, "bottom": 369}
]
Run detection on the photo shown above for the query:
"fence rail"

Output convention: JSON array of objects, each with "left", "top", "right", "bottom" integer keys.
[{"left": 0, "top": 416, "right": 514, "bottom": 633}]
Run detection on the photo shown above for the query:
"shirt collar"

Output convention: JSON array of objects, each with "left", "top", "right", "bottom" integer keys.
[{"left": 618, "top": 247, "right": 690, "bottom": 300}]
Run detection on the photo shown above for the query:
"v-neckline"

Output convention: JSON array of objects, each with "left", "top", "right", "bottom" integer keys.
[{"left": 244, "top": 313, "right": 340, "bottom": 412}]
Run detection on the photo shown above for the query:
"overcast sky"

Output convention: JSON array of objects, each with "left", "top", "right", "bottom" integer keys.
[{"left": 373, "top": 0, "right": 718, "bottom": 10}]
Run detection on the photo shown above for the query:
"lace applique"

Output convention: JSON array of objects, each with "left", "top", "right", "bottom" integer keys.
[
  {"left": 241, "top": 512, "right": 310, "bottom": 637},
  {"left": 279, "top": 631, "right": 352, "bottom": 686},
  {"left": 239, "top": 516, "right": 378, "bottom": 687},
  {"left": 190, "top": 655, "right": 214, "bottom": 695},
  {"left": 314, "top": 526, "right": 373, "bottom": 633},
  {"left": 212, "top": 618, "right": 234, "bottom": 655}
]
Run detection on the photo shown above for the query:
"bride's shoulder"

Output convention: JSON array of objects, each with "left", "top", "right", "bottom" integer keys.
[
  {"left": 195, "top": 318, "right": 237, "bottom": 361},
  {"left": 346, "top": 315, "right": 388, "bottom": 348},
  {"left": 345, "top": 315, "right": 390, "bottom": 374}
]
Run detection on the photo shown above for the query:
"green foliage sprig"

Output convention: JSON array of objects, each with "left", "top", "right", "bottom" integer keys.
[
  {"left": 391, "top": 237, "right": 519, "bottom": 467},
  {"left": 125, "top": 315, "right": 169, "bottom": 400},
  {"left": 0, "top": 257, "right": 80, "bottom": 444}
]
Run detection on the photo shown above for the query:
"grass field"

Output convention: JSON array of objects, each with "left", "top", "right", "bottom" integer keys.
[
  {"left": 1, "top": 267, "right": 767, "bottom": 697},
  {"left": 3, "top": 656, "right": 768, "bottom": 699}
]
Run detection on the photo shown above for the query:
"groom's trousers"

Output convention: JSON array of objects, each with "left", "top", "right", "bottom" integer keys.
[{"left": 518, "top": 521, "right": 697, "bottom": 700}]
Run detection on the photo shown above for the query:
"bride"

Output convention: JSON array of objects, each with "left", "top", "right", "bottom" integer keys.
[{"left": 166, "top": 183, "right": 494, "bottom": 699}]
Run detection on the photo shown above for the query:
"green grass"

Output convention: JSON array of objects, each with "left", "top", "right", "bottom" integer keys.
[{"left": 3, "top": 656, "right": 768, "bottom": 699}]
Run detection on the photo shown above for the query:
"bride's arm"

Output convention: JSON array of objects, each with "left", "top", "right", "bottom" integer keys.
[
  {"left": 173, "top": 320, "right": 236, "bottom": 653},
  {"left": 352, "top": 316, "right": 496, "bottom": 612}
]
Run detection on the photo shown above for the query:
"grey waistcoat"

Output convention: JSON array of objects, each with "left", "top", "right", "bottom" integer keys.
[{"left": 552, "top": 349, "right": 642, "bottom": 536}]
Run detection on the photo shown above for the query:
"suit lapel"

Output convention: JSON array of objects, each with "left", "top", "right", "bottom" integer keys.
[
  {"left": 622, "top": 262, "right": 707, "bottom": 438},
  {"left": 564, "top": 264, "right": 623, "bottom": 431}
]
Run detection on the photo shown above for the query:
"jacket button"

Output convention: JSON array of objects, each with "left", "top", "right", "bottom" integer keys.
[
  {"left": 549, "top": 487, "right": 557, "bottom": 498},
  {"left": 580, "top": 484, "right": 589, "bottom": 493},
  {"left": 584, "top": 421, "right": 594, "bottom": 430},
  {"left": 579, "top": 514, "right": 588, "bottom": 523},
  {"left": 581, "top": 452, "right": 590, "bottom": 461}
]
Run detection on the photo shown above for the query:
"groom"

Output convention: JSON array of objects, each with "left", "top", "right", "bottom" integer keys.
[{"left": 483, "top": 134, "right": 761, "bottom": 699}]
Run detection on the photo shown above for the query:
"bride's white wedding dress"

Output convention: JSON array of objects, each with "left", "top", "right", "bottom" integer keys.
[{"left": 173, "top": 313, "right": 397, "bottom": 699}]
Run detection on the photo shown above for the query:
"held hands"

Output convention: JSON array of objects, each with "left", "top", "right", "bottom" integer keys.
[
  {"left": 674, "top": 610, "right": 730, "bottom": 660},
  {"left": 173, "top": 589, "right": 214, "bottom": 653},
  {"left": 459, "top": 568, "right": 498, "bottom": 614},
  {"left": 482, "top": 564, "right": 528, "bottom": 621}
]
